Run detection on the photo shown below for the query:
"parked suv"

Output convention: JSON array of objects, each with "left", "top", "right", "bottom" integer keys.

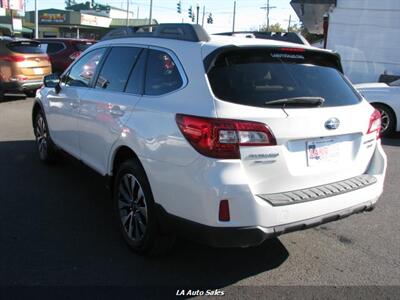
[
  {"left": 32, "top": 24, "right": 387, "bottom": 255},
  {"left": 0, "top": 37, "right": 51, "bottom": 100},
  {"left": 36, "top": 38, "right": 95, "bottom": 74}
]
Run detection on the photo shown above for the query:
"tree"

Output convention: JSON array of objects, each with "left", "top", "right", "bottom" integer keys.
[{"left": 259, "top": 22, "right": 284, "bottom": 32}]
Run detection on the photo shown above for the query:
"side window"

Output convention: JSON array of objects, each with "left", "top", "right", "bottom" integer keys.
[
  {"left": 95, "top": 47, "right": 141, "bottom": 92},
  {"left": 46, "top": 42, "right": 65, "bottom": 54},
  {"left": 64, "top": 48, "right": 106, "bottom": 88},
  {"left": 145, "top": 49, "right": 183, "bottom": 96},
  {"left": 125, "top": 50, "right": 147, "bottom": 94}
]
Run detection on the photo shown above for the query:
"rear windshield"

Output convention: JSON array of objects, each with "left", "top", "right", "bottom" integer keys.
[
  {"left": 207, "top": 48, "right": 361, "bottom": 108},
  {"left": 75, "top": 42, "right": 94, "bottom": 52},
  {"left": 7, "top": 41, "right": 45, "bottom": 54}
]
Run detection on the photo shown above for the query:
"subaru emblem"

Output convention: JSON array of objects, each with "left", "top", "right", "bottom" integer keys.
[{"left": 325, "top": 118, "right": 340, "bottom": 130}]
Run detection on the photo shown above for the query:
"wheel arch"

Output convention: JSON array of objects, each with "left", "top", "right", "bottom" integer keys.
[{"left": 109, "top": 145, "right": 143, "bottom": 177}]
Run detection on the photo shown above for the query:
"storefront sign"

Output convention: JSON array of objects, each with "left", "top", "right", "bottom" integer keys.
[
  {"left": 80, "top": 13, "right": 111, "bottom": 28},
  {"left": 12, "top": 18, "right": 22, "bottom": 31},
  {"left": 40, "top": 13, "right": 67, "bottom": 24}
]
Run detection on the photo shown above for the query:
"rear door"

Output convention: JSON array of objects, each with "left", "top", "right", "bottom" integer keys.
[
  {"left": 77, "top": 46, "right": 145, "bottom": 174},
  {"left": 206, "top": 47, "right": 378, "bottom": 194},
  {"left": 39, "top": 41, "right": 66, "bottom": 72}
]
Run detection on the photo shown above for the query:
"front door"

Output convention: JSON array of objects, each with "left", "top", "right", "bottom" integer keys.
[{"left": 46, "top": 48, "right": 107, "bottom": 158}]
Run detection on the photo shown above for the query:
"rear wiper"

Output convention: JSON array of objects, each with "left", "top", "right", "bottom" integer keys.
[{"left": 265, "top": 97, "right": 325, "bottom": 107}]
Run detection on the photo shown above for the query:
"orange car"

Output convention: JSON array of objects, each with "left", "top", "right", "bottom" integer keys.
[{"left": 0, "top": 37, "right": 52, "bottom": 100}]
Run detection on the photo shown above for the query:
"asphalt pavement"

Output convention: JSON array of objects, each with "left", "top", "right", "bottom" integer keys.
[{"left": 0, "top": 97, "right": 399, "bottom": 299}]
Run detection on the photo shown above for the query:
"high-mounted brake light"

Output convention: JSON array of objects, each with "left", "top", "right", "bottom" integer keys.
[
  {"left": 367, "top": 109, "right": 381, "bottom": 139},
  {"left": 280, "top": 47, "right": 306, "bottom": 53},
  {"left": 176, "top": 114, "right": 276, "bottom": 159}
]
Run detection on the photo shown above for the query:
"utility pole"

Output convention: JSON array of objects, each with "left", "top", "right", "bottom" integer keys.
[
  {"left": 149, "top": 0, "right": 153, "bottom": 25},
  {"left": 260, "top": 0, "right": 276, "bottom": 31},
  {"left": 137, "top": 5, "right": 139, "bottom": 19},
  {"left": 201, "top": 5, "right": 205, "bottom": 27},
  {"left": 126, "top": 0, "right": 130, "bottom": 27},
  {"left": 196, "top": 5, "right": 199, "bottom": 24},
  {"left": 35, "top": 0, "right": 39, "bottom": 38},
  {"left": 232, "top": 1, "right": 236, "bottom": 33},
  {"left": 287, "top": 14, "right": 291, "bottom": 31}
]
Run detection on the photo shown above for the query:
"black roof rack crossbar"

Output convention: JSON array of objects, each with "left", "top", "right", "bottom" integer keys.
[{"left": 101, "top": 23, "right": 211, "bottom": 42}]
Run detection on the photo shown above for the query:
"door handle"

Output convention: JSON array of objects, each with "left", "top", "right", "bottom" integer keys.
[{"left": 109, "top": 105, "right": 124, "bottom": 117}]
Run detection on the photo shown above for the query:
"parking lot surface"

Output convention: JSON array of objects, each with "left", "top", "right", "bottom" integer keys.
[{"left": 1, "top": 97, "right": 399, "bottom": 297}]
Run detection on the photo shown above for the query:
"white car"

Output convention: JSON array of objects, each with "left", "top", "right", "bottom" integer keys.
[
  {"left": 32, "top": 24, "right": 387, "bottom": 255},
  {"left": 355, "top": 80, "right": 400, "bottom": 136}
]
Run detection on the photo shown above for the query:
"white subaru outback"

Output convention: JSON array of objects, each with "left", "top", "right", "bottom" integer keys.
[{"left": 32, "top": 24, "right": 387, "bottom": 255}]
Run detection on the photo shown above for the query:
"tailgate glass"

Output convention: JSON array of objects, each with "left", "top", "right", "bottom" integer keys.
[{"left": 207, "top": 48, "right": 361, "bottom": 108}]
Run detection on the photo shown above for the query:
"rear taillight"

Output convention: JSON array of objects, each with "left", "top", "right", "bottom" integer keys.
[
  {"left": 367, "top": 109, "right": 381, "bottom": 139},
  {"left": 69, "top": 51, "right": 81, "bottom": 60},
  {"left": 0, "top": 55, "right": 25, "bottom": 62},
  {"left": 176, "top": 114, "right": 276, "bottom": 159}
]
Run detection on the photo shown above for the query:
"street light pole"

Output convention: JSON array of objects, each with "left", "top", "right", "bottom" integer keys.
[
  {"left": 149, "top": 0, "right": 153, "bottom": 25},
  {"left": 232, "top": 1, "right": 236, "bottom": 33},
  {"left": 35, "top": 0, "right": 39, "bottom": 38},
  {"left": 201, "top": 5, "right": 205, "bottom": 27},
  {"left": 126, "top": 0, "right": 130, "bottom": 27}
]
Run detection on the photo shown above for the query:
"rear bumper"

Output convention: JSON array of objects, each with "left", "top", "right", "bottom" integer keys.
[
  {"left": 157, "top": 200, "right": 376, "bottom": 248},
  {"left": 2, "top": 80, "right": 43, "bottom": 93}
]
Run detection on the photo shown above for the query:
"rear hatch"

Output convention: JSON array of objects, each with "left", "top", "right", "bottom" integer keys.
[
  {"left": 205, "top": 46, "right": 379, "bottom": 195},
  {"left": 7, "top": 40, "right": 52, "bottom": 80}
]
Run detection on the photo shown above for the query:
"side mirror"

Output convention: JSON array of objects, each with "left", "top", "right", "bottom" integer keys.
[{"left": 44, "top": 74, "right": 61, "bottom": 93}]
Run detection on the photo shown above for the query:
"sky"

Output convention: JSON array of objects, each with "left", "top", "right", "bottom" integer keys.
[{"left": 25, "top": 0, "right": 300, "bottom": 33}]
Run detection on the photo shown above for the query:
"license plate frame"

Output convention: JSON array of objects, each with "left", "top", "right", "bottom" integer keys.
[
  {"left": 33, "top": 68, "right": 43, "bottom": 75},
  {"left": 306, "top": 138, "right": 340, "bottom": 167}
]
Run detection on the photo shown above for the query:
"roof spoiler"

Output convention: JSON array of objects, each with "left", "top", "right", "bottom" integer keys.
[
  {"left": 101, "top": 23, "right": 211, "bottom": 42},
  {"left": 214, "top": 31, "right": 310, "bottom": 46}
]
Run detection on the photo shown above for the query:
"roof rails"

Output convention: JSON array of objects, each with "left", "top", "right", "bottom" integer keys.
[
  {"left": 214, "top": 31, "right": 309, "bottom": 46},
  {"left": 101, "top": 23, "right": 211, "bottom": 42}
]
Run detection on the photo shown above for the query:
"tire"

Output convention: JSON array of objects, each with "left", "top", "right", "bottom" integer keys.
[
  {"left": 113, "top": 159, "right": 175, "bottom": 255},
  {"left": 0, "top": 83, "right": 4, "bottom": 102},
  {"left": 33, "top": 111, "right": 58, "bottom": 163},
  {"left": 372, "top": 103, "right": 396, "bottom": 137},
  {"left": 25, "top": 90, "right": 37, "bottom": 98}
]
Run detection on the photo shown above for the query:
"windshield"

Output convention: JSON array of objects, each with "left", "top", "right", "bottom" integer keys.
[
  {"left": 7, "top": 41, "right": 45, "bottom": 54},
  {"left": 207, "top": 48, "right": 361, "bottom": 108}
]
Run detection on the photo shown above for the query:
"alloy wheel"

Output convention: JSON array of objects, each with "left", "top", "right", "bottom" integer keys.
[
  {"left": 118, "top": 174, "right": 148, "bottom": 242},
  {"left": 378, "top": 108, "right": 390, "bottom": 133},
  {"left": 35, "top": 116, "right": 48, "bottom": 160}
]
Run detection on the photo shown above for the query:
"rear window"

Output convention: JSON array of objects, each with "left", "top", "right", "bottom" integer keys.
[
  {"left": 207, "top": 48, "right": 361, "bottom": 108},
  {"left": 7, "top": 41, "right": 45, "bottom": 54},
  {"left": 75, "top": 42, "right": 94, "bottom": 52}
]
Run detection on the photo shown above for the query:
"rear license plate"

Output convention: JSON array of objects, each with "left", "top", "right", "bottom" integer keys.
[
  {"left": 306, "top": 138, "right": 340, "bottom": 167},
  {"left": 33, "top": 68, "right": 43, "bottom": 75}
]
